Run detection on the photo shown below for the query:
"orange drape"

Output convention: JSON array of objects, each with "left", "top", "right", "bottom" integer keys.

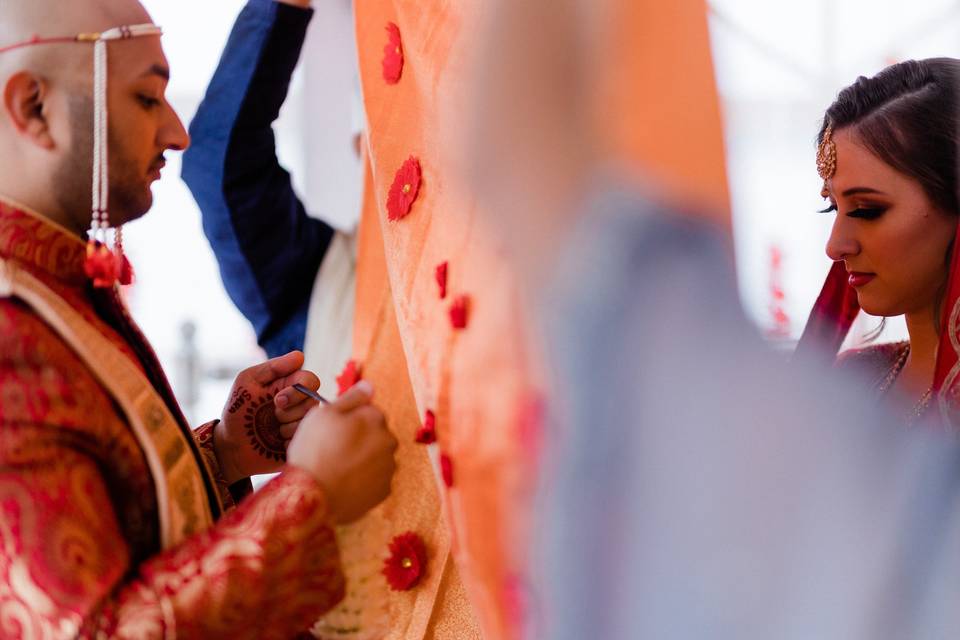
[{"left": 345, "top": 1, "right": 730, "bottom": 638}]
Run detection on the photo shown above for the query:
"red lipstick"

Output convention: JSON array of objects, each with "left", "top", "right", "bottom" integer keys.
[{"left": 848, "top": 272, "right": 875, "bottom": 288}]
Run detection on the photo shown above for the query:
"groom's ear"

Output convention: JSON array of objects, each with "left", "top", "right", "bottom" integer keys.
[{"left": 3, "top": 71, "right": 57, "bottom": 150}]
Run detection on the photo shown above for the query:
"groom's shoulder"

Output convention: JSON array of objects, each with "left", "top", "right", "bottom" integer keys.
[{"left": 0, "top": 297, "right": 121, "bottom": 438}]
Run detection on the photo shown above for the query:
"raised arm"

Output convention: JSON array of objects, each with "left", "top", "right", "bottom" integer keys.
[{"left": 182, "top": 0, "right": 333, "bottom": 357}]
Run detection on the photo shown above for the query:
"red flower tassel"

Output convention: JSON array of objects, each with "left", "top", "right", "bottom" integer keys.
[
  {"left": 383, "top": 531, "right": 427, "bottom": 591},
  {"left": 415, "top": 410, "right": 437, "bottom": 444},
  {"left": 382, "top": 22, "right": 404, "bottom": 85},
  {"left": 449, "top": 295, "right": 469, "bottom": 330},
  {"left": 435, "top": 262, "right": 448, "bottom": 299},
  {"left": 336, "top": 360, "right": 362, "bottom": 396},
  {"left": 84, "top": 240, "right": 120, "bottom": 288},
  {"left": 386, "top": 156, "right": 422, "bottom": 221}
]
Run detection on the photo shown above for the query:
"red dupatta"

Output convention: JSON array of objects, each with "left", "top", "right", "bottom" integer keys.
[
  {"left": 795, "top": 261, "right": 860, "bottom": 363},
  {"left": 932, "top": 227, "right": 960, "bottom": 424},
  {"left": 797, "top": 225, "right": 960, "bottom": 427}
]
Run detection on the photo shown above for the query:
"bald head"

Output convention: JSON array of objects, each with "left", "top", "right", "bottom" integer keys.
[
  {"left": 0, "top": 0, "right": 151, "bottom": 46},
  {"left": 0, "top": 0, "right": 153, "bottom": 95}
]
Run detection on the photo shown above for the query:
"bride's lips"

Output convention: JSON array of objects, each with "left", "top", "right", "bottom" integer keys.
[{"left": 848, "top": 271, "right": 876, "bottom": 288}]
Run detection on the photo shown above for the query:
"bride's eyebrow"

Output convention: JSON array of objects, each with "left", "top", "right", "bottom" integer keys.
[{"left": 841, "top": 187, "right": 887, "bottom": 197}]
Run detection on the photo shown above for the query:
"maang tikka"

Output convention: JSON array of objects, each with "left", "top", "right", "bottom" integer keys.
[{"left": 816, "top": 122, "right": 838, "bottom": 185}]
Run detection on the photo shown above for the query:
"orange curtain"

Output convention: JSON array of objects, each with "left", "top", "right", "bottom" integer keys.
[{"left": 347, "top": 1, "right": 730, "bottom": 637}]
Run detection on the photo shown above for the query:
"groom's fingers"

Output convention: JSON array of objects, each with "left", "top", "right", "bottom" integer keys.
[
  {"left": 280, "top": 422, "right": 299, "bottom": 440},
  {"left": 332, "top": 380, "right": 374, "bottom": 412},
  {"left": 274, "top": 371, "right": 322, "bottom": 408},
  {"left": 250, "top": 350, "right": 306, "bottom": 385},
  {"left": 275, "top": 394, "right": 318, "bottom": 423}
]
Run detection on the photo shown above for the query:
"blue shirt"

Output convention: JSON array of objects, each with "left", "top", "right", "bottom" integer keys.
[{"left": 182, "top": 0, "right": 334, "bottom": 357}]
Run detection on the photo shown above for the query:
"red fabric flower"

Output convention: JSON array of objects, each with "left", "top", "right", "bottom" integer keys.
[
  {"left": 84, "top": 240, "right": 120, "bottom": 288},
  {"left": 440, "top": 453, "right": 454, "bottom": 487},
  {"left": 435, "top": 262, "right": 448, "bottom": 299},
  {"left": 415, "top": 410, "right": 437, "bottom": 444},
  {"left": 449, "top": 295, "right": 469, "bottom": 330},
  {"left": 382, "top": 531, "right": 427, "bottom": 591},
  {"left": 502, "top": 574, "right": 530, "bottom": 629},
  {"left": 386, "top": 156, "right": 422, "bottom": 221},
  {"left": 517, "top": 394, "right": 545, "bottom": 459},
  {"left": 382, "top": 22, "right": 404, "bottom": 85},
  {"left": 336, "top": 360, "right": 362, "bottom": 396}
]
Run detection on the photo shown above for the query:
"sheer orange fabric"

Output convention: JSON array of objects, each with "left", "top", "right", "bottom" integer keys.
[{"left": 347, "top": 1, "right": 729, "bottom": 637}]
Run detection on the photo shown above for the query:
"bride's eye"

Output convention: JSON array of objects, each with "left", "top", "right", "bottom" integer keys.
[
  {"left": 847, "top": 207, "right": 885, "bottom": 220},
  {"left": 818, "top": 203, "right": 837, "bottom": 214}
]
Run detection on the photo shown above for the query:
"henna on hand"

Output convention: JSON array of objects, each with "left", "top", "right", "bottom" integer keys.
[
  {"left": 228, "top": 387, "right": 252, "bottom": 414},
  {"left": 243, "top": 393, "right": 287, "bottom": 462}
]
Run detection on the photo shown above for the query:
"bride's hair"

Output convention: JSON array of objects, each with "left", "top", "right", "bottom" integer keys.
[{"left": 818, "top": 58, "right": 959, "bottom": 216}]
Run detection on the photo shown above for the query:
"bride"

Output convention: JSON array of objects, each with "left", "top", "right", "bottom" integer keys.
[{"left": 798, "top": 57, "right": 960, "bottom": 425}]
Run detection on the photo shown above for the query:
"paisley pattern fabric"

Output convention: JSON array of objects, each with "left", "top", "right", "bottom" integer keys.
[
  {"left": 194, "top": 421, "right": 252, "bottom": 510},
  {"left": 0, "top": 201, "right": 345, "bottom": 638}
]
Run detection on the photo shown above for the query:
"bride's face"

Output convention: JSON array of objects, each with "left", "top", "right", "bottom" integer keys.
[{"left": 823, "top": 127, "right": 956, "bottom": 319}]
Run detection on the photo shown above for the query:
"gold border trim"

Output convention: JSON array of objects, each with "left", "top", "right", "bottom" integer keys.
[{"left": 0, "top": 257, "right": 213, "bottom": 546}]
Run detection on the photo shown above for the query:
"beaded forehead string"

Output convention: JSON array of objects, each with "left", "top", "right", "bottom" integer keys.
[{"left": 0, "top": 23, "right": 163, "bottom": 287}]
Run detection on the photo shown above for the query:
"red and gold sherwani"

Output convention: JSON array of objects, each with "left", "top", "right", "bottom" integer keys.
[{"left": 0, "top": 200, "right": 345, "bottom": 639}]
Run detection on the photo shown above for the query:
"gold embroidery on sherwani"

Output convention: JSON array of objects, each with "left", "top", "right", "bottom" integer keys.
[
  {"left": 0, "top": 257, "right": 214, "bottom": 547},
  {"left": 0, "top": 202, "right": 347, "bottom": 638}
]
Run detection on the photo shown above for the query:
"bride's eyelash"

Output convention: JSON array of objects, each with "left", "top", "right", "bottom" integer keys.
[
  {"left": 816, "top": 203, "right": 886, "bottom": 220},
  {"left": 848, "top": 207, "right": 885, "bottom": 220}
]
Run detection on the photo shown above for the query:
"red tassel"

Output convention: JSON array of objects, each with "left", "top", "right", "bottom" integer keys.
[
  {"left": 84, "top": 240, "right": 120, "bottom": 288},
  {"left": 118, "top": 254, "right": 135, "bottom": 286}
]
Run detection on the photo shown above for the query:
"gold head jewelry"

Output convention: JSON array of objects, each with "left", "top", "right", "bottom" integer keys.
[{"left": 816, "top": 123, "right": 837, "bottom": 181}]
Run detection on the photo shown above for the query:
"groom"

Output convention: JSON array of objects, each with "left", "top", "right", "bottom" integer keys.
[{"left": 0, "top": 0, "right": 396, "bottom": 637}]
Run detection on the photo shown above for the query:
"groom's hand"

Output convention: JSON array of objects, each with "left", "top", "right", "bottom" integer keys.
[{"left": 215, "top": 351, "right": 321, "bottom": 483}]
